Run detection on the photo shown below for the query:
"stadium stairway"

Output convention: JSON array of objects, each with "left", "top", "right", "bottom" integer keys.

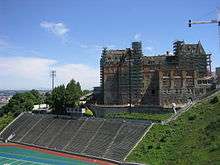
[{"left": 0, "top": 112, "right": 150, "bottom": 161}]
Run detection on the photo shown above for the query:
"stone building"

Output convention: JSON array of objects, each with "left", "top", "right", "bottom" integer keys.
[{"left": 100, "top": 41, "right": 213, "bottom": 107}]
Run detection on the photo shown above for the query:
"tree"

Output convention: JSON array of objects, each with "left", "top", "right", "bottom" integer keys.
[
  {"left": 30, "top": 89, "right": 43, "bottom": 104},
  {"left": 84, "top": 108, "right": 94, "bottom": 117},
  {"left": 45, "top": 92, "right": 53, "bottom": 106},
  {"left": 65, "top": 79, "right": 82, "bottom": 108},
  {"left": 1, "top": 92, "right": 37, "bottom": 116},
  {"left": 45, "top": 79, "right": 84, "bottom": 116},
  {"left": 51, "top": 85, "right": 66, "bottom": 116},
  {"left": 82, "top": 89, "right": 91, "bottom": 95}
]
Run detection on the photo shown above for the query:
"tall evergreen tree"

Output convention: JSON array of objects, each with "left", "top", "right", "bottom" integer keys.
[
  {"left": 65, "top": 79, "right": 82, "bottom": 108},
  {"left": 51, "top": 85, "right": 66, "bottom": 116}
]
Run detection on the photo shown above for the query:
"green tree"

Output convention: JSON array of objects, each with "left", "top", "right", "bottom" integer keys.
[
  {"left": 45, "top": 79, "right": 84, "bottom": 115},
  {"left": 51, "top": 85, "right": 66, "bottom": 116},
  {"left": 1, "top": 92, "right": 37, "bottom": 116},
  {"left": 82, "top": 89, "right": 91, "bottom": 95},
  {"left": 65, "top": 79, "right": 82, "bottom": 108},
  {"left": 45, "top": 92, "right": 53, "bottom": 106},
  {"left": 0, "top": 112, "right": 15, "bottom": 131},
  {"left": 84, "top": 108, "right": 94, "bottom": 117},
  {"left": 30, "top": 89, "right": 43, "bottom": 104}
]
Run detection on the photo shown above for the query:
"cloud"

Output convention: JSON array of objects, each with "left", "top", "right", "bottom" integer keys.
[
  {"left": 80, "top": 43, "right": 116, "bottom": 50},
  {"left": 80, "top": 44, "right": 89, "bottom": 49},
  {"left": 106, "top": 45, "right": 116, "bottom": 49},
  {"left": 134, "top": 33, "right": 141, "bottom": 41},
  {"left": 0, "top": 38, "right": 9, "bottom": 48},
  {"left": 55, "top": 64, "right": 99, "bottom": 89},
  {"left": 40, "top": 21, "right": 69, "bottom": 38},
  {"left": 145, "top": 46, "right": 153, "bottom": 51},
  {"left": 0, "top": 56, "right": 99, "bottom": 90}
]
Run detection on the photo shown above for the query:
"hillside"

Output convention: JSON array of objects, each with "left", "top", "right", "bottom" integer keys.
[
  {"left": 127, "top": 92, "right": 220, "bottom": 165},
  {"left": 105, "top": 112, "right": 172, "bottom": 122},
  {"left": 0, "top": 113, "right": 14, "bottom": 132}
]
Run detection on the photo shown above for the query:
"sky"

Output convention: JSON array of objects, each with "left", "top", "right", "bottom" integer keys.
[{"left": 0, "top": 0, "right": 220, "bottom": 90}]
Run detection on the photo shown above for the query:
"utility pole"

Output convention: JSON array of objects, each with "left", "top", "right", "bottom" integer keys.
[{"left": 50, "top": 70, "right": 56, "bottom": 90}]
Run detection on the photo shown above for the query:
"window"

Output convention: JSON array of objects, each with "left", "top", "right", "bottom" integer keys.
[
  {"left": 174, "top": 78, "right": 182, "bottom": 87},
  {"left": 163, "top": 71, "right": 170, "bottom": 77},
  {"left": 174, "top": 70, "right": 181, "bottom": 76},
  {"left": 186, "top": 78, "right": 194, "bottom": 86},
  {"left": 163, "top": 79, "right": 170, "bottom": 87},
  {"left": 151, "top": 89, "right": 155, "bottom": 95},
  {"left": 186, "top": 71, "right": 193, "bottom": 76}
]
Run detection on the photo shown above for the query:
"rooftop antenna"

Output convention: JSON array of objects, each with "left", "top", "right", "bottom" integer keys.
[{"left": 50, "top": 70, "right": 56, "bottom": 90}]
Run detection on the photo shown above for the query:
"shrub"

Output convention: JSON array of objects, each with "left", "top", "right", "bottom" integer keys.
[
  {"left": 84, "top": 108, "right": 94, "bottom": 117},
  {"left": 188, "top": 114, "right": 196, "bottom": 121},
  {"left": 148, "top": 145, "right": 153, "bottom": 149},
  {"left": 210, "top": 96, "right": 219, "bottom": 104}
]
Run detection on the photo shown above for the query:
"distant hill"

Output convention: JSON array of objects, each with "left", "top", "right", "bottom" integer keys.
[{"left": 127, "top": 91, "right": 220, "bottom": 165}]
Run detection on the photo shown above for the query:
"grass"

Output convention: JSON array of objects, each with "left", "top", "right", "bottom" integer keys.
[
  {"left": 0, "top": 113, "right": 15, "bottom": 131},
  {"left": 126, "top": 92, "right": 220, "bottom": 165},
  {"left": 105, "top": 112, "right": 172, "bottom": 122}
]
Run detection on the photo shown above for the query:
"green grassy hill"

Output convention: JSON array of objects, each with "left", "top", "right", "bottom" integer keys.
[
  {"left": 105, "top": 112, "right": 172, "bottom": 122},
  {"left": 0, "top": 113, "right": 14, "bottom": 132},
  {"left": 127, "top": 92, "right": 220, "bottom": 165}
]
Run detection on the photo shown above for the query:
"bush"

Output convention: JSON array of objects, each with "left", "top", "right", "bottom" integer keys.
[
  {"left": 188, "top": 114, "right": 196, "bottom": 121},
  {"left": 0, "top": 113, "right": 15, "bottom": 131},
  {"left": 210, "top": 96, "right": 219, "bottom": 104},
  {"left": 84, "top": 108, "right": 94, "bottom": 117},
  {"left": 148, "top": 145, "right": 153, "bottom": 149}
]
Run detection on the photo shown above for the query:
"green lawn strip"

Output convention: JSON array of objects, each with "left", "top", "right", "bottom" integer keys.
[
  {"left": 105, "top": 112, "right": 172, "bottom": 121},
  {"left": 126, "top": 93, "right": 220, "bottom": 165}
]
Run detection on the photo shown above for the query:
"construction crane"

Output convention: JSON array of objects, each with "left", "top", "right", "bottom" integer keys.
[
  {"left": 188, "top": 19, "right": 220, "bottom": 27},
  {"left": 188, "top": 19, "right": 220, "bottom": 47},
  {"left": 188, "top": 19, "right": 220, "bottom": 76}
]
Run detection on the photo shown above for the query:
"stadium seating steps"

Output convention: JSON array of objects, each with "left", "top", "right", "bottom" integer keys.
[{"left": 0, "top": 112, "right": 150, "bottom": 161}]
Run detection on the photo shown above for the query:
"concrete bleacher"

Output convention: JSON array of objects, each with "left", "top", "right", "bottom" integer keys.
[
  {"left": 0, "top": 113, "right": 32, "bottom": 140},
  {"left": 104, "top": 123, "right": 147, "bottom": 160},
  {"left": 64, "top": 118, "right": 104, "bottom": 153},
  {"left": 48, "top": 119, "right": 84, "bottom": 150},
  {"left": 0, "top": 113, "right": 150, "bottom": 161},
  {"left": 83, "top": 120, "right": 123, "bottom": 157},
  {"left": 21, "top": 117, "right": 54, "bottom": 144},
  {"left": 34, "top": 118, "right": 68, "bottom": 147},
  {"left": 12, "top": 114, "right": 42, "bottom": 142}
]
